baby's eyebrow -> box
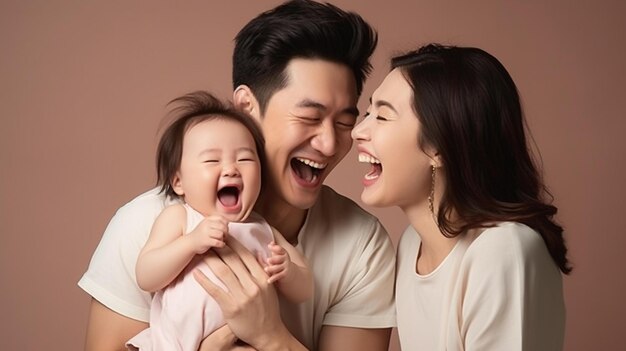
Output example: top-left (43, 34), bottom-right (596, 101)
top-left (199, 148), bottom-right (220, 154)
top-left (236, 147), bottom-right (257, 153)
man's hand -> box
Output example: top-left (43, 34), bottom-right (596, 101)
top-left (198, 324), bottom-right (255, 351)
top-left (193, 236), bottom-right (304, 350)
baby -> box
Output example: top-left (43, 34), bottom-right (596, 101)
top-left (127, 91), bottom-right (313, 350)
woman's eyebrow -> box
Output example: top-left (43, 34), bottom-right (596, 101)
top-left (370, 97), bottom-right (398, 113)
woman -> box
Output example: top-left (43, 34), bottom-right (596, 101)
top-left (352, 44), bottom-right (569, 350)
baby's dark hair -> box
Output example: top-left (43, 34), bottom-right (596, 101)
top-left (156, 91), bottom-right (266, 198)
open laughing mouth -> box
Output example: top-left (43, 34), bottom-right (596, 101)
top-left (290, 157), bottom-right (327, 187)
top-left (358, 153), bottom-right (382, 184)
top-left (217, 185), bottom-right (241, 211)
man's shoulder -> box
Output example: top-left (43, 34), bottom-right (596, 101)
top-left (317, 186), bottom-right (377, 220)
top-left (115, 187), bottom-right (177, 218)
top-left (310, 186), bottom-right (384, 236)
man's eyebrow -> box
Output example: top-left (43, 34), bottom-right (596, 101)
top-left (344, 106), bottom-right (359, 117)
top-left (297, 98), bottom-right (359, 117)
top-left (296, 99), bottom-right (326, 111)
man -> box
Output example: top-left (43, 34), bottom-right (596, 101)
top-left (79, 1), bottom-right (395, 350)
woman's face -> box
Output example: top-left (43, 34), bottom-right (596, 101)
top-left (351, 68), bottom-right (436, 210)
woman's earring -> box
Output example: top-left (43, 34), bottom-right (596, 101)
top-left (428, 165), bottom-right (437, 221)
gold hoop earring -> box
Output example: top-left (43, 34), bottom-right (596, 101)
top-left (428, 165), bottom-right (437, 222)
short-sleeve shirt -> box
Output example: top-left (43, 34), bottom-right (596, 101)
top-left (78, 186), bottom-right (396, 350)
top-left (278, 186), bottom-right (396, 349)
top-left (395, 222), bottom-right (565, 351)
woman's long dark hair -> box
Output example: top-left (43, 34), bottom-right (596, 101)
top-left (392, 44), bottom-right (571, 274)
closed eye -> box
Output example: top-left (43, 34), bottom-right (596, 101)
top-left (203, 160), bottom-right (219, 163)
top-left (336, 120), bottom-right (356, 130)
top-left (363, 111), bottom-right (388, 121)
top-left (297, 116), bottom-right (320, 124)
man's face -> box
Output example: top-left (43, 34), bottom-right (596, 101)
top-left (258, 58), bottom-right (358, 210)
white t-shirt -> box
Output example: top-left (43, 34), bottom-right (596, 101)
top-left (79, 186), bottom-right (396, 350)
top-left (396, 222), bottom-right (565, 351)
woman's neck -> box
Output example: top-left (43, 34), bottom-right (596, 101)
top-left (403, 203), bottom-right (460, 275)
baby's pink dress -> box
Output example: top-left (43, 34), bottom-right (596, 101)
top-left (127, 204), bottom-right (273, 350)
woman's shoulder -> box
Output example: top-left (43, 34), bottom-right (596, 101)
top-left (398, 225), bottom-right (420, 248)
top-left (463, 222), bottom-right (549, 269)
top-left (470, 222), bottom-right (543, 252)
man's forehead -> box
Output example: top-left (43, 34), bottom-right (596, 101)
top-left (285, 58), bottom-right (356, 88)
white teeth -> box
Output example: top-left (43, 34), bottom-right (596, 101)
top-left (365, 172), bottom-right (379, 180)
top-left (296, 157), bottom-right (327, 169)
top-left (358, 153), bottom-right (381, 164)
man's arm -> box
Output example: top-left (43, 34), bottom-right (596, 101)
top-left (84, 299), bottom-right (148, 351)
top-left (318, 326), bottom-right (391, 351)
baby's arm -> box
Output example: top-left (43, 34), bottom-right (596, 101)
top-left (264, 228), bottom-right (313, 303)
top-left (135, 204), bottom-right (227, 292)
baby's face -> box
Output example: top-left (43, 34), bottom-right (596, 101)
top-left (173, 118), bottom-right (261, 221)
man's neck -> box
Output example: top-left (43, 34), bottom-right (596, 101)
top-left (254, 192), bottom-right (308, 244)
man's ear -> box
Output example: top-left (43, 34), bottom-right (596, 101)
top-left (171, 173), bottom-right (184, 196)
top-left (233, 85), bottom-right (261, 121)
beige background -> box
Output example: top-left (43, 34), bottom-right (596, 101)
top-left (1, 1), bottom-right (624, 350)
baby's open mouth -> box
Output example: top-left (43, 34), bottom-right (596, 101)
top-left (217, 186), bottom-right (240, 207)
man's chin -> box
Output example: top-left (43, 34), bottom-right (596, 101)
top-left (265, 175), bottom-right (323, 210)
top-left (286, 186), bottom-right (322, 210)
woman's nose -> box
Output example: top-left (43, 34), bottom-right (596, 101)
top-left (351, 118), bottom-right (369, 142)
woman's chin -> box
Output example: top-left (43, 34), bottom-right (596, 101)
top-left (360, 189), bottom-right (384, 208)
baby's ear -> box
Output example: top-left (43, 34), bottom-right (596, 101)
top-left (233, 85), bottom-right (261, 121)
top-left (171, 173), bottom-right (184, 196)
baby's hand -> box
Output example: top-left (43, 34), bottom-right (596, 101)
top-left (264, 242), bottom-right (291, 284)
top-left (189, 215), bottom-right (228, 254)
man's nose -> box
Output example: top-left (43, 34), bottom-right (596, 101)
top-left (311, 121), bottom-right (337, 157)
